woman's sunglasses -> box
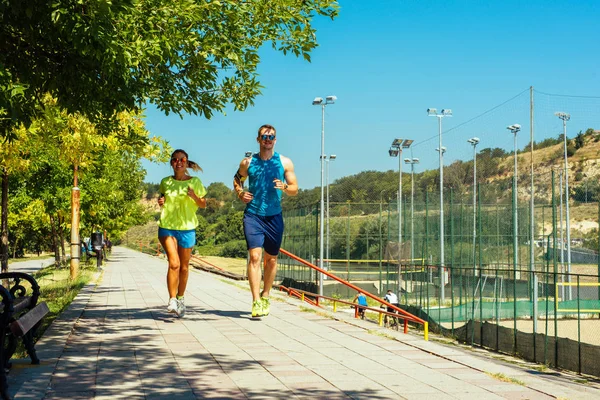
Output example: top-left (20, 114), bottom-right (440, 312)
top-left (171, 157), bottom-right (187, 164)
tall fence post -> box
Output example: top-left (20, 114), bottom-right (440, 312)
top-left (552, 169), bottom-right (559, 367)
top-left (379, 200), bottom-right (383, 295)
top-left (450, 188), bottom-right (455, 330)
top-left (346, 202), bottom-right (351, 282)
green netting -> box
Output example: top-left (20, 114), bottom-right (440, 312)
top-left (428, 300), bottom-right (600, 323)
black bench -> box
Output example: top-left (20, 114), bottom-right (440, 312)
top-left (0, 272), bottom-right (49, 400)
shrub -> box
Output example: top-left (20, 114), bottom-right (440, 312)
top-left (219, 240), bottom-right (247, 258)
top-left (195, 244), bottom-right (223, 256)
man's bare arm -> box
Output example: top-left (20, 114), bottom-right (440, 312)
top-left (281, 156), bottom-right (298, 196)
top-left (234, 158), bottom-right (253, 203)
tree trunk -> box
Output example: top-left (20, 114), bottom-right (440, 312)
top-left (50, 214), bottom-right (60, 265)
top-left (1, 168), bottom-right (9, 273)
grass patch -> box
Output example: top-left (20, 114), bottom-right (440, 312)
top-left (529, 365), bottom-right (549, 373)
top-left (196, 255), bottom-right (247, 276)
top-left (13, 265), bottom-right (97, 359)
top-left (485, 372), bottom-right (525, 386)
top-left (367, 329), bottom-right (395, 340)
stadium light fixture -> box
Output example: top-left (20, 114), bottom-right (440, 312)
top-left (313, 95), bottom-right (337, 297)
top-left (428, 107), bottom-right (452, 303)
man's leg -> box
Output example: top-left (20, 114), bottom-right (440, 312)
top-left (247, 247), bottom-right (263, 302)
top-left (261, 253), bottom-right (278, 298)
top-left (261, 213), bottom-right (283, 299)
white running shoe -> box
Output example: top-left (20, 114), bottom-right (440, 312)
top-left (176, 297), bottom-right (185, 317)
top-left (167, 298), bottom-right (178, 314)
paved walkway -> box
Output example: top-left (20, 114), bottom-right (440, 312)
top-left (8, 257), bottom-right (56, 274)
top-left (7, 247), bottom-right (600, 399)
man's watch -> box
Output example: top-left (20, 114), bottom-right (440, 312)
top-left (284, 183), bottom-right (289, 190)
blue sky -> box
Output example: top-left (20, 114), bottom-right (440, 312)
top-left (141, 1), bottom-right (600, 189)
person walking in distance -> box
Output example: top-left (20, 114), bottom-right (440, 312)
top-left (233, 124), bottom-right (298, 318)
top-left (383, 289), bottom-right (399, 312)
top-left (158, 149), bottom-right (207, 317)
top-left (353, 292), bottom-right (368, 319)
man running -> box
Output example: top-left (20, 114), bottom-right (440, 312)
top-left (233, 124), bottom-right (298, 318)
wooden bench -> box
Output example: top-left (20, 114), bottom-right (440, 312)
top-left (0, 272), bottom-right (49, 400)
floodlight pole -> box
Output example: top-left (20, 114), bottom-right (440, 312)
top-left (507, 124), bottom-right (521, 279)
top-left (313, 96), bottom-right (336, 297)
top-left (557, 112), bottom-right (572, 299)
top-left (428, 108), bottom-right (451, 304)
top-left (326, 155), bottom-right (336, 273)
top-left (405, 155), bottom-right (419, 276)
top-left (438, 116), bottom-right (444, 297)
top-left (468, 138), bottom-right (480, 275)
top-left (390, 139), bottom-right (412, 301)
top-left (398, 150), bottom-right (403, 297)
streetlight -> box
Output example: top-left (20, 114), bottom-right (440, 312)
top-left (313, 95), bottom-right (337, 296)
top-left (325, 154), bottom-right (337, 274)
top-left (389, 139), bottom-right (413, 301)
top-left (556, 111), bottom-right (572, 299)
top-left (428, 108), bottom-right (452, 304)
top-left (507, 124), bottom-right (521, 278)
top-left (467, 137), bottom-right (480, 274)
top-left (404, 157), bottom-right (420, 276)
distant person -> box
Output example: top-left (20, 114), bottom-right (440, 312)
top-left (233, 124), bottom-right (298, 318)
top-left (353, 292), bottom-right (368, 319)
top-left (80, 241), bottom-right (87, 261)
top-left (383, 289), bottom-right (399, 313)
top-left (158, 149), bottom-right (207, 317)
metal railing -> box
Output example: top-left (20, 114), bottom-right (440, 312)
top-left (279, 248), bottom-right (429, 340)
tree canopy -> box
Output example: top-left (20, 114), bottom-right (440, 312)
top-left (0, 0), bottom-right (339, 133)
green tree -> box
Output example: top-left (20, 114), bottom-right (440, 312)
top-left (1, 0), bottom-right (339, 130)
top-left (574, 131), bottom-right (585, 149)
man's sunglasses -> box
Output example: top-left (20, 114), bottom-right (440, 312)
top-left (260, 134), bottom-right (276, 141)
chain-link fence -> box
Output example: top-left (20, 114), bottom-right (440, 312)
top-left (276, 87), bottom-right (600, 376)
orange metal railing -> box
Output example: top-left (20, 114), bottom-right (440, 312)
top-left (279, 286), bottom-right (419, 334)
top-left (279, 248), bottom-right (429, 340)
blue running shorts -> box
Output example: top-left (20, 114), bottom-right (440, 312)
top-left (243, 212), bottom-right (284, 256)
top-left (158, 228), bottom-right (196, 249)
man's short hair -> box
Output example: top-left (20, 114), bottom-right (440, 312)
top-left (257, 124), bottom-right (276, 138)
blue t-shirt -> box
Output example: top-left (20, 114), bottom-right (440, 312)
top-left (357, 294), bottom-right (367, 306)
top-left (245, 152), bottom-right (285, 217)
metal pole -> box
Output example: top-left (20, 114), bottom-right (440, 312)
top-left (472, 143), bottom-right (477, 275)
top-left (530, 86), bottom-right (537, 334)
top-left (326, 158), bottom-right (331, 273)
top-left (559, 170), bottom-right (565, 301)
top-left (513, 131), bottom-right (519, 279)
top-left (439, 116), bottom-right (445, 303)
top-left (562, 117), bottom-right (572, 300)
top-left (398, 151), bottom-right (403, 300)
top-left (319, 104), bottom-right (325, 296)
top-left (411, 158), bottom-right (415, 271)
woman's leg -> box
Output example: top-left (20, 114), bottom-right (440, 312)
top-left (177, 246), bottom-right (193, 296)
top-left (159, 236), bottom-right (180, 298)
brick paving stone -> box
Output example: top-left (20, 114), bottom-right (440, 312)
top-left (5, 246), bottom-right (600, 400)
